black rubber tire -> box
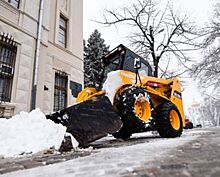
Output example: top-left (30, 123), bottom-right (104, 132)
top-left (112, 86), bottom-right (151, 140)
top-left (155, 102), bottom-right (183, 138)
top-left (112, 126), bottom-right (132, 140)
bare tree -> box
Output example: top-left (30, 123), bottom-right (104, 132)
top-left (100, 0), bottom-right (198, 77)
top-left (192, 2), bottom-right (220, 89)
top-left (189, 1), bottom-right (220, 127)
top-left (200, 96), bottom-right (220, 127)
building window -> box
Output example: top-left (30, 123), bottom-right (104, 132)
top-left (58, 15), bottom-right (67, 48)
top-left (0, 33), bottom-right (17, 102)
top-left (54, 71), bottom-right (68, 111)
top-left (8, 0), bottom-right (20, 8)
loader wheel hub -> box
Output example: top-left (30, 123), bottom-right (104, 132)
top-left (169, 110), bottom-right (180, 130)
top-left (134, 97), bottom-right (151, 122)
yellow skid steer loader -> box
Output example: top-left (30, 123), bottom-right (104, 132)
top-left (47, 44), bottom-right (185, 147)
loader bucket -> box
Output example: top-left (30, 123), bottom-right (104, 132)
top-left (46, 95), bottom-right (122, 147)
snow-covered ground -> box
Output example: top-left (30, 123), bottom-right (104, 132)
top-left (0, 130), bottom-right (204, 177)
top-left (0, 109), bottom-right (67, 158)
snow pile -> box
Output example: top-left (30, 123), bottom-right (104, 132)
top-left (0, 108), bottom-right (67, 157)
top-left (102, 70), bottom-right (122, 104)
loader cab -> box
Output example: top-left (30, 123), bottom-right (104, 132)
top-left (101, 44), bottom-right (152, 84)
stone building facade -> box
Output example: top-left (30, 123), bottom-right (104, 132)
top-left (0, 0), bottom-right (83, 117)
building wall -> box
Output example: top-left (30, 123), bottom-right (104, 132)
top-left (0, 0), bottom-right (83, 116)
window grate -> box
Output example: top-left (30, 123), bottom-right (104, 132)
top-left (53, 71), bottom-right (68, 112)
top-left (0, 33), bottom-right (17, 102)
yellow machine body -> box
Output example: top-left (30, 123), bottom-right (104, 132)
top-left (76, 87), bottom-right (105, 103)
top-left (77, 70), bottom-right (185, 128)
top-left (117, 71), bottom-right (185, 127)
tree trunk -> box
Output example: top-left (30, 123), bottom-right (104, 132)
top-left (154, 66), bottom-right (158, 77)
top-left (153, 59), bottom-right (159, 77)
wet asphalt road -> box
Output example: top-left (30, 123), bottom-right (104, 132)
top-left (0, 127), bottom-right (220, 177)
top-left (124, 127), bottom-right (220, 177)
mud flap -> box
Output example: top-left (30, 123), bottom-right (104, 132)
top-left (46, 95), bottom-right (122, 147)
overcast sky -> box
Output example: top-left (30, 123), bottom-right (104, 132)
top-left (83, 0), bottom-right (216, 110)
top-left (84, 0), bottom-right (215, 47)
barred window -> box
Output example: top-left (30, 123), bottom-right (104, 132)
top-left (0, 33), bottom-right (17, 102)
top-left (58, 15), bottom-right (67, 48)
top-left (53, 71), bottom-right (68, 111)
top-left (8, 0), bottom-right (20, 8)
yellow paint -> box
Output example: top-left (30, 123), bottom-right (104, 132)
top-left (76, 87), bottom-right (105, 103)
top-left (169, 110), bottom-right (181, 130)
top-left (134, 97), bottom-right (151, 122)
